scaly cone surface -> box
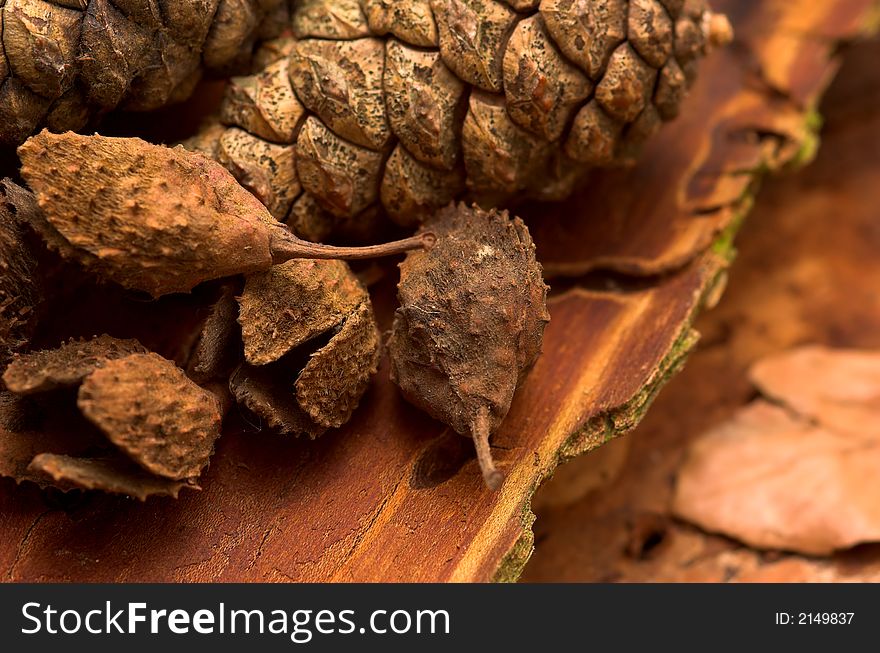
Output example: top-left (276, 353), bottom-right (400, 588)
top-left (191, 0), bottom-right (731, 230)
top-left (0, 0), bottom-right (294, 146)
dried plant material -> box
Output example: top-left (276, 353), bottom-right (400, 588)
top-left (229, 364), bottom-right (326, 438)
top-left (295, 117), bottom-right (385, 217)
top-left (432, 0), bottom-right (518, 93)
top-left (749, 346), bottom-right (880, 434)
top-left (216, 127), bottom-right (300, 220)
top-left (233, 259), bottom-right (380, 436)
top-left (180, 117), bottom-right (226, 158)
top-left (78, 352), bottom-right (223, 480)
top-left (238, 259), bottom-right (367, 366)
top-left (0, 0), bottom-right (291, 146)
top-left (673, 401), bottom-right (880, 556)
top-left (502, 16), bottom-right (593, 142)
top-left (197, 0), bottom-right (728, 225)
top-left (389, 204), bottom-right (549, 489)
top-left (285, 193), bottom-right (337, 243)
top-left (381, 145), bottom-right (465, 227)
top-left (187, 283), bottom-right (242, 385)
top-left (221, 58), bottom-right (305, 145)
top-left (3, 335), bottom-right (147, 395)
top-left (674, 347), bottom-right (880, 556)
top-left (363, 0), bottom-right (438, 47)
top-left (289, 38), bottom-right (390, 151)
top-left (0, 181), bottom-right (41, 367)
top-left (292, 0), bottom-right (369, 39)
top-left (0, 390), bottom-right (104, 488)
top-left (295, 302), bottom-right (380, 428)
top-left (595, 43), bottom-right (658, 123)
top-left (383, 40), bottom-right (465, 171)
top-left (18, 132), bottom-right (433, 296)
top-left (201, 0), bottom-right (260, 72)
top-left (462, 90), bottom-right (553, 196)
top-left (28, 454), bottom-right (197, 500)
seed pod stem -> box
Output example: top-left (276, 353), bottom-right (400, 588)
top-left (269, 230), bottom-right (436, 264)
top-left (472, 408), bottom-right (504, 491)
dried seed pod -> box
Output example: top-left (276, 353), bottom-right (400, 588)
top-left (28, 454), bottom-right (197, 500)
top-left (2, 335), bottom-right (147, 395)
top-left (198, 0), bottom-right (729, 225)
top-left (389, 203), bottom-right (549, 489)
top-left (221, 58), bottom-right (305, 144)
top-left (0, 0), bottom-right (293, 146)
top-left (0, 181), bottom-right (42, 367)
top-left (0, 390), bottom-right (105, 489)
top-left (232, 259), bottom-right (380, 436)
top-left (216, 127), bottom-right (300, 220)
top-left (77, 352), bottom-right (223, 480)
top-left (18, 131), bottom-right (434, 297)
top-left (186, 283), bottom-right (242, 385)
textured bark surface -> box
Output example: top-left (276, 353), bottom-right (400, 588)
top-left (0, 0), bottom-right (873, 582)
top-left (523, 35), bottom-right (880, 582)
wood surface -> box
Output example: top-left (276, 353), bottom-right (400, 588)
top-left (523, 37), bottom-right (880, 581)
top-left (1, 0), bottom-right (876, 582)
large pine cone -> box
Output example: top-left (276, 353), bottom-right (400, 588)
top-left (0, 0), bottom-right (293, 146)
top-left (194, 0), bottom-right (730, 229)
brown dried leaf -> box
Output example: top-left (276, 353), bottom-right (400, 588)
top-left (77, 353), bottom-right (223, 480)
top-left (3, 335), bottom-right (147, 396)
top-left (28, 454), bottom-right (197, 501)
top-left (750, 346), bottom-right (880, 434)
top-left (674, 346), bottom-right (880, 556)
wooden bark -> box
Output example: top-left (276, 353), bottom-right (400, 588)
top-left (1, 0), bottom-right (876, 582)
top-left (523, 36), bottom-right (880, 581)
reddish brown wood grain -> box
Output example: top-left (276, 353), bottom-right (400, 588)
top-left (1, 0), bottom-right (875, 582)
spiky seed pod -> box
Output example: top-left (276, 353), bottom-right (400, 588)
top-left (2, 335), bottom-right (147, 395)
top-left (0, 181), bottom-right (42, 368)
top-left (77, 352), bottom-right (223, 480)
top-left (0, 0), bottom-right (293, 147)
top-left (231, 259), bottom-right (380, 436)
top-left (201, 0), bottom-right (731, 227)
top-left (389, 203), bottom-right (549, 489)
top-left (17, 131), bottom-right (434, 297)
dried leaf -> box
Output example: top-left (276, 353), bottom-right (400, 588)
top-left (3, 335), bottom-right (147, 395)
top-left (750, 345), bottom-right (880, 433)
top-left (77, 353), bottom-right (223, 480)
top-left (674, 347), bottom-right (880, 555)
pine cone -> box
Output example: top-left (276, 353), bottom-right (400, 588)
top-left (0, 0), bottom-right (293, 147)
top-left (196, 0), bottom-right (731, 228)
